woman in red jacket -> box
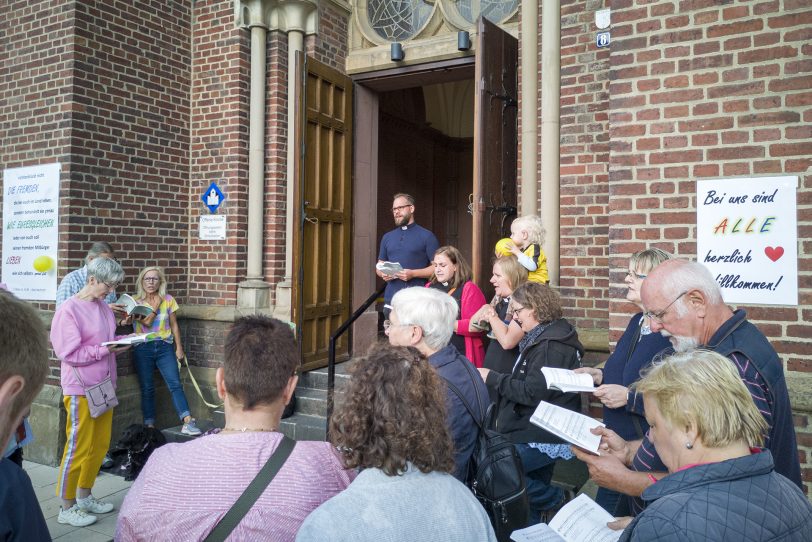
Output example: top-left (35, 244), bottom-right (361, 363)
top-left (426, 246), bottom-right (486, 367)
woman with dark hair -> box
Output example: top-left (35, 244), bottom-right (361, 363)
top-left (427, 246), bottom-right (487, 367)
top-left (297, 344), bottom-right (496, 542)
top-left (477, 282), bottom-right (584, 524)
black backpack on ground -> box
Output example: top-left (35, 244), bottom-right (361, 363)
top-left (444, 368), bottom-right (530, 542)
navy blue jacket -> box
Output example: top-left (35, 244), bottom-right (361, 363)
top-left (0, 459), bottom-right (50, 542)
top-left (602, 313), bottom-right (671, 442)
top-left (620, 451), bottom-right (812, 541)
top-left (429, 345), bottom-right (491, 482)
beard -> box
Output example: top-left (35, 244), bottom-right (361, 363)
top-left (660, 330), bottom-right (699, 352)
top-left (394, 212), bottom-right (412, 227)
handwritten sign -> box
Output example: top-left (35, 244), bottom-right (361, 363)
top-left (2, 163), bottom-right (61, 301)
top-left (697, 176), bottom-right (797, 305)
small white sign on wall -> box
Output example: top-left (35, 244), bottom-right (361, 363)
top-left (696, 176), bottom-right (798, 306)
top-left (199, 215), bottom-right (227, 241)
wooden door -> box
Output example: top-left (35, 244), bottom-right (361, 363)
top-left (292, 53), bottom-right (354, 371)
top-left (472, 17), bottom-right (518, 295)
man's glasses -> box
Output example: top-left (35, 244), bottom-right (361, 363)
top-left (644, 291), bottom-right (688, 323)
top-left (391, 204), bottom-right (413, 213)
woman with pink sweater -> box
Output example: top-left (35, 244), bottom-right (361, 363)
top-left (426, 246), bottom-right (487, 367)
top-left (50, 257), bottom-right (131, 528)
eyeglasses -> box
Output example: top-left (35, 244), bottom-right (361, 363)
top-left (103, 281), bottom-right (119, 290)
top-left (143, 277), bottom-right (160, 282)
top-left (644, 291), bottom-right (688, 323)
top-left (625, 270), bottom-right (647, 280)
top-left (383, 320), bottom-right (414, 333)
top-left (391, 204), bottom-right (413, 213)
top-left (511, 304), bottom-right (531, 317)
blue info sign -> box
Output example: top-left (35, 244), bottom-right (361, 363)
top-left (202, 182), bottom-right (225, 213)
top-left (597, 31), bottom-right (611, 48)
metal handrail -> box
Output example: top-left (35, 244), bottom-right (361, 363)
top-left (326, 284), bottom-right (386, 433)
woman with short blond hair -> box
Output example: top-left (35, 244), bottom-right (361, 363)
top-left (618, 350), bottom-right (812, 541)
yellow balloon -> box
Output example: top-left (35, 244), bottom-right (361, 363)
top-left (494, 238), bottom-right (514, 257)
top-left (33, 255), bottom-right (54, 273)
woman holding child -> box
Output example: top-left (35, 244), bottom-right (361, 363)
top-left (126, 266), bottom-right (200, 436)
top-left (426, 246), bottom-right (487, 367)
top-left (477, 282), bottom-right (584, 524)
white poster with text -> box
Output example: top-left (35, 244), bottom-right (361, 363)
top-left (697, 176), bottom-right (797, 306)
top-left (2, 163), bottom-right (61, 301)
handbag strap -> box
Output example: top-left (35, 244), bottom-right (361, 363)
top-left (203, 435), bottom-right (296, 542)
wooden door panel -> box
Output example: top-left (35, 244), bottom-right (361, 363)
top-left (472, 17), bottom-right (519, 296)
top-left (293, 55), bottom-right (353, 371)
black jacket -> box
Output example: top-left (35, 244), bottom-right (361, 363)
top-left (485, 318), bottom-right (584, 444)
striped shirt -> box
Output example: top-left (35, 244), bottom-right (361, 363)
top-left (55, 266), bottom-right (116, 307)
top-left (116, 432), bottom-right (355, 541)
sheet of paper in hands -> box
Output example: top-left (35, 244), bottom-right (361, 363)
top-left (529, 401), bottom-right (604, 455)
top-left (102, 334), bottom-right (152, 347)
top-left (541, 367), bottom-right (596, 393)
top-left (376, 261), bottom-right (404, 275)
top-left (510, 494), bottom-right (621, 542)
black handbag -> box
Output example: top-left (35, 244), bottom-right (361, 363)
top-left (444, 370), bottom-right (530, 542)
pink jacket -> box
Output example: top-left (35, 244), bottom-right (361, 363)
top-left (50, 297), bottom-right (120, 396)
top-left (426, 280), bottom-right (487, 367)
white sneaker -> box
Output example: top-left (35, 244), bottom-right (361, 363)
top-left (182, 419), bottom-right (202, 436)
top-left (77, 494), bottom-right (114, 514)
top-left (58, 505), bottom-right (97, 527)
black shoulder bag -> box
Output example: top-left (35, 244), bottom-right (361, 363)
top-left (443, 366), bottom-right (529, 542)
top-left (203, 435), bottom-right (296, 542)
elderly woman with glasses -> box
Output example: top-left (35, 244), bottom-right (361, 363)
top-left (477, 282), bottom-right (584, 523)
top-left (616, 350), bottom-right (812, 541)
top-left (50, 257), bottom-right (131, 528)
top-left (123, 266), bottom-right (200, 436)
top-left (574, 248), bottom-right (672, 515)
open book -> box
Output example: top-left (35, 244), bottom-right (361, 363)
top-left (376, 261), bottom-right (404, 275)
top-left (529, 401), bottom-right (604, 455)
top-left (510, 494), bottom-right (621, 542)
top-left (541, 367), bottom-right (596, 393)
top-left (115, 294), bottom-right (154, 318)
top-left (102, 333), bottom-right (153, 347)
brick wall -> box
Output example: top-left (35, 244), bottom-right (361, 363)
top-left (606, 0), bottom-right (811, 493)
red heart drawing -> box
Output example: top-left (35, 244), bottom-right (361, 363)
top-left (764, 246), bottom-right (784, 262)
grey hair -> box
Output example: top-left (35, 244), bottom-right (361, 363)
top-left (86, 257), bottom-right (124, 285)
top-left (85, 241), bottom-right (115, 265)
top-left (662, 260), bottom-right (723, 316)
top-left (391, 287), bottom-right (456, 350)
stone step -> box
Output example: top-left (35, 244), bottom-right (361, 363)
top-left (296, 361), bottom-right (355, 390)
top-left (279, 413), bottom-right (328, 441)
top-left (161, 419), bottom-right (218, 444)
top-left (292, 387), bottom-right (347, 417)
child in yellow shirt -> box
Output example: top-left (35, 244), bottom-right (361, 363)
top-left (497, 215), bottom-right (548, 283)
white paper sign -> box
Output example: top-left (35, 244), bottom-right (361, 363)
top-left (697, 176), bottom-right (797, 305)
top-left (199, 215), bottom-right (226, 240)
top-left (2, 164), bottom-right (60, 301)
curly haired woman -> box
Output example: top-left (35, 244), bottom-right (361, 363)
top-left (297, 344), bottom-right (496, 542)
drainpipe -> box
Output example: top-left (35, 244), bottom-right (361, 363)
top-left (540, 0), bottom-right (561, 286)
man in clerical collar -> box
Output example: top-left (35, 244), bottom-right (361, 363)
top-left (376, 193), bottom-right (439, 315)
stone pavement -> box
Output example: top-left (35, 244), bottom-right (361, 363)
top-left (24, 460), bottom-right (132, 542)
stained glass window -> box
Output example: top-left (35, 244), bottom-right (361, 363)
top-left (456, 0), bottom-right (518, 24)
top-left (368, 0), bottom-right (434, 41)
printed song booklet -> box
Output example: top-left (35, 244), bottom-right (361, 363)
top-left (541, 367), bottom-right (596, 393)
top-left (510, 494), bottom-right (622, 542)
top-left (115, 294), bottom-right (154, 318)
top-left (529, 401), bottom-right (604, 455)
top-left (102, 334), bottom-right (153, 347)
top-left (376, 261), bottom-right (404, 275)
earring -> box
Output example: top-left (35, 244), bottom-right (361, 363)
top-left (685, 442), bottom-right (693, 449)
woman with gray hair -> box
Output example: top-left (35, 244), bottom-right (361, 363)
top-left (575, 247), bottom-right (672, 514)
top-left (386, 286), bottom-right (490, 482)
top-left (50, 257), bottom-right (132, 528)
top-left (617, 350), bottom-right (812, 541)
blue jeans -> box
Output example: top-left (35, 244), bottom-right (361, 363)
top-left (133, 340), bottom-right (190, 426)
top-left (515, 443), bottom-right (564, 523)
top-left (596, 487), bottom-right (623, 515)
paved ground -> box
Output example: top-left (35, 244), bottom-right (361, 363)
top-left (24, 460), bottom-right (132, 542)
